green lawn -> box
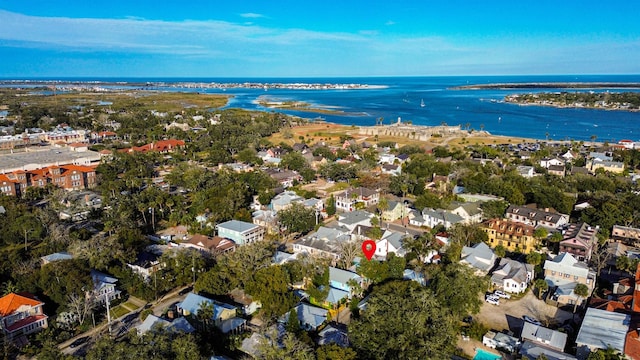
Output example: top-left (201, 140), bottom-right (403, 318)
top-left (109, 300), bottom-right (141, 319)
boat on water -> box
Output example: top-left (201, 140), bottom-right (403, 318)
top-left (420, 99), bottom-right (425, 108)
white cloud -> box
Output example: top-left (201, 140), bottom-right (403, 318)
top-left (239, 13), bottom-right (265, 19)
top-left (385, 20), bottom-right (395, 26)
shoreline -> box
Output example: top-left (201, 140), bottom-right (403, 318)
top-left (452, 82), bottom-right (640, 90)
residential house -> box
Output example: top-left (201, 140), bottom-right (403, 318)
top-left (216, 220), bottom-right (265, 246)
top-left (482, 219), bottom-right (538, 254)
top-left (252, 209), bottom-right (278, 234)
top-left (483, 330), bottom-right (520, 354)
top-left (576, 308), bottom-right (630, 359)
top-left (612, 225), bottom-right (640, 246)
top-left (264, 168), bottom-right (299, 187)
top-left (177, 292), bottom-right (242, 331)
top-left (336, 210), bottom-right (374, 231)
top-left (282, 303), bottom-right (328, 332)
top-left (293, 226), bottom-right (351, 264)
top-left (40, 252), bottom-right (73, 265)
top-left (517, 165), bottom-right (536, 178)
top-left (90, 270), bottom-right (121, 304)
top-left (447, 201), bottom-right (483, 224)
top-left (0, 292), bottom-right (48, 341)
top-left (270, 191), bottom-right (304, 212)
top-left (519, 340), bottom-right (577, 360)
top-left (126, 250), bottom-right (162, 281)
top-left (403, 269), bottom-right (427, 286)
top-left (329, 267), bottom-right (362, 296)
top-left (374, 230), bottom-right (408, 259)
top-left (136, 314), bottom-right (195, 335)
top-left (491, 258), bottom-right (534, 294)
top-left (540, 157), bottom-right (565, 169)
top-left (543, 252), bottom-right (596, 307)
top-left (587, 159), bottom-right (625, 174)
top-left (548, 165), bottom-right (566, 177)
top-left (460, 242), bottom-right (496, 275)
top-left (571, 166), bottom-right (590, 175)
top-left (317, 323), bottom-right (349, 347)
top-left (562, 150), bottom-right (579, 161)
top-left (380, 163), bottom-right (401, 176)
top-left (505, 205), bottom-right (569, 230)
top-left (381, 200), bottom-right (409, 222)
top-left (334, 187), bottom-right (380, 212)
top-left (521, 322), bottom-right (567, 352)
top-left (228, 289), bottom-right (261, 316)
top-left (416, 208), bottom-right (465, 229)
top-left (560, 223), bottom-right (598, 261)
top-left (182, 234), bottom-right (236, 256)
top-left (589, 152), bottom-right (613, 162)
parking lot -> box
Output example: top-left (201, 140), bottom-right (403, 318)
top-left (475, 289), bottom-right (575, 335)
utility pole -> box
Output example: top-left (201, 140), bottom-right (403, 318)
top-left (105, 292), bottom-right (112, 336)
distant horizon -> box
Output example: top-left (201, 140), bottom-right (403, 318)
top-left (2, 74), bottom-right (640, 81)
top-left (1, 2), bottom-right (639, 78)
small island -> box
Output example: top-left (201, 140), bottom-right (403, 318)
top-left (504, 91), bottom-right (640, 111)
top-left (256, 97), bottom-right (367, 116)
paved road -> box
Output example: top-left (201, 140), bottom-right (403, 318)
top-left (59, 285), bottom-right (192, 354)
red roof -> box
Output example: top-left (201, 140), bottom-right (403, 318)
top-left (5, 314), bottom-right (47, 332)
top-left (626, 329), bottom-right (640, 360)
top-left (0, 174), bottom-right (18, 183)
top-left (0, 293), bottom-right (43, 317)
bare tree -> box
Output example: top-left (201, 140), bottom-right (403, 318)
top-left (67, 292), bottom-right (97, 326)
top-left (591, 239), bottom-right (614, 276)
top-left (338, 240), bottom-right (361, 269)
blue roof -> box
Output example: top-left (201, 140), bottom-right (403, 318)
top-left (282, 303), bottom-right (328, 330)
top-left (178, 292), bottom-right (236, 320)
top-left (325, 287), bottom-right (350, 304)
top-left (41, 252), bottom-right (73, 263)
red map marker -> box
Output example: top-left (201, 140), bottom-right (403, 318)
top-left (362, 239), bottom-right (376, 261)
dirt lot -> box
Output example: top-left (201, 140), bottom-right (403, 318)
top-left (476, 290), bottom-right (575, 335)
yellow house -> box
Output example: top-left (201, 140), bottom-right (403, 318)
top-left (482, 219), bottom-right (538, 254)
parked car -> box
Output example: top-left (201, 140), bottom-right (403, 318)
top-left (69, 336), bottom-right (90, 348)
top-left (523, 315), bottom-right (542, 326)
top-left (485, 295), bottom-right (500, 305)
top-left (494, 290), bottom-right (511, 299)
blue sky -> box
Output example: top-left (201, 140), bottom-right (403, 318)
top-left (0, 1), bottom-right (638, 78)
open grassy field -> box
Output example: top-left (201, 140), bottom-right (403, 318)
top-left (1, 89), bottom-right (229, 113)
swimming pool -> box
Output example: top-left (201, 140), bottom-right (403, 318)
top-left (473, 348), bottom-right (502, 360)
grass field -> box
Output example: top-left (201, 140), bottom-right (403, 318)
top-left (109, 300), bottom-right (141, 319)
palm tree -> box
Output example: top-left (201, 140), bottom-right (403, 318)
top-left (573, 283), bottom-right (590, 313)
top-left (197, 301), bottom-right (215, 330)
top-left (377, 197), bottom-right (389, 224)
top-left (534, 279), bottom-right (548, 300)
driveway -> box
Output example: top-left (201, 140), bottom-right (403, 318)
top-left (475, 290), bottom-right (575, 336)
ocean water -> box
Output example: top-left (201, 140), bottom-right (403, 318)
top-left (5, 75), bottom-right (640, 142)
top-left (187, 75), bottom-right (640, 142)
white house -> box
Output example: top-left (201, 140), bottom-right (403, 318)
top-left (490, 258), bottom-right (534, 294)
top-left (374, 230), bottom-right (408, 259)
top-left (216, 220), bottom-right (265, 246)
top-left (90, 270), bottom-right (121, 304)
